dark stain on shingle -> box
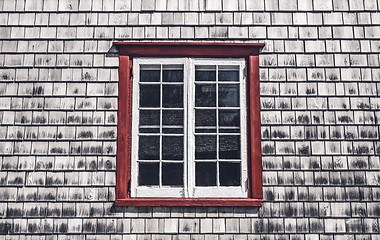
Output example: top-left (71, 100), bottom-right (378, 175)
top-left (79, 131), bottom-right (93, 138)
top-left (58, 223), bottom-right (68, 233)
top-left (297, 115), bottom-right (310, 124)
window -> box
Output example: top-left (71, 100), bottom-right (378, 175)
top-left (115, 42), bottom-right (264, 206)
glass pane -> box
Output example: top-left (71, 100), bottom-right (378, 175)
top-left (138, 162), bottom-right (159, 186)
top-left (219, 129), bottom-right (240, 133)
top-left (162, 163), bottom-right (183, 186)
top-left (162, 128), bottom-right (183, 134)
top-left (195, 128), bottom-right (216, 133)
top-left (195, 66), bottom-right (216, 81)
top-left (162, 110), bottom-right (183, 126)
top-left (219, 135), bottom-right (240, 159)
top-left (195, 109), bottom-right (216, 127)
top-left (139, 136), bottom-right (160, 160)
top-left (140, 85), bottom-right (160, 108)
top-left (162, 85), bottom-right (183, 108)
top-left (195, 135), bottom-right (217, 159)
top-left (162, 136), bottom-right (183, 160)
top-left (218, 84), bottom-right (239, 107)
top-left (196, 162), bottom-right (216, 186)
top-left (163, 65), bottom-right (183, 82)
top-left (195, 84), bottom-right (216, 107)
top-left (139, 128), bottom-right (160, 133)
top-left (218, 66), bottom-right (239, 82)
top-left (219, 162), bottom-right (241, 186)
top-left (140, 65), bottom-right (160, 82)
top-left (219, 109), bottom-right (240, 127)
top-left (140, 110), bottom-right (160, 126)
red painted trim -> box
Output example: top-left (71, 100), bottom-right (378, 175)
top-left (116, 42), bottom-right (264, 206)
top-left (116, 55), bottom-right (132, 200)
top-left (115, 198), bottom-right (262, 207)
top-left (114, 42), bottom-right (264, 58)
top-left (248, 55), bottom-right (263, 200)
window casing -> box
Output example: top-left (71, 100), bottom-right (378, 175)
top-left (115, 42), bottom-right (264, 206)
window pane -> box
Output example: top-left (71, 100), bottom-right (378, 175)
top-left (195, 135), bottom-right (217, 159)
top-left (162, 85), bottom-right (183, 108)
top-left (218, 84), bottom-right (239, 107)
top-left (219, 109), bottom-right (240, 127)
top-left (139, 136), bottom-right (160, 160)
top-left (139, 162), bottom-right (159, 186)
top-left (140, 65), bottom-right (160, 82)
top-left (195, 109), bottom-right (216, 126)
top-left (162, 110), bottom-right (183, 126)
top-left (140, 85), bottom-right (160, 108)
top-left (196, 162), bottom-right (216, 186)
top-left (219, 162), bottom-right (241, 186)
top-left (139, 128), bottom-right (160, 133)
top-left (219, 135), bottom-right (240, 159)
top-left (162, 128), bottom-right (183, 134)
top-left (162, 136), bottom-right (183, 160)
top-left (195, 84), bottom-right (216, 107)
top-left (218, 66), bottom-right (239, 82)
top-left (162, 163), bottom-right (184, 186)
top-left (140, 110), bottom-right (160, 126)
top-left (163, 65), bottom-right (183, 82)
top-left (195, 66), bottom-right (216, 81)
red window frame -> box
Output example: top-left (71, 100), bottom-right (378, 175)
top-left (114, 42), bottom-right (264, 206)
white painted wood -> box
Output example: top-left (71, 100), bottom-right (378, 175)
top-left (190, 58), bottom-right (247, 198)
top-left (132, 58), bottom-right (187, 198)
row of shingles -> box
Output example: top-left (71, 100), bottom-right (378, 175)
top-left (1, 12), bottom-right (380, 41)
top-left (0, 0), bottom-right (379, 12)
top-left (1, 11), bottom-right (380, 26)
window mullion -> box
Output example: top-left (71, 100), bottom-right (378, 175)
top-left (159, 64), bottom-right (163, 189)
top-left (187, 58), bottom-right (194, 198)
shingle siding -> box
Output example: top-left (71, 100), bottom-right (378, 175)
top-left (0, 0), bottom-right (380, 238)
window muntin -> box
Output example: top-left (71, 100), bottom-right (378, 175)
top-left (131, 58), bottom-right (247, 198)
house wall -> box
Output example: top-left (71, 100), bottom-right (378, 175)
top-left (0, 0), bottom-right (380, 239)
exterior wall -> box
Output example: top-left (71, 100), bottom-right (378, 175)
top-left (0, 0), bottom-right (380, 239)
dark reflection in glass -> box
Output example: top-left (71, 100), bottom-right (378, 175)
top-left (195, 84), bottom-right (216, 107)
top-left (162, 163), bottom-right (183, 186)
top-left (138, 162), bottom-right (159, 186)
top-left (162, 85), bottom-right (183, 108)
top-left (219, 162), bottom-right (241, 186)
top-left (196, 162), bottom-right (216, 186)
top-left (195, 109), bottom-right (216, 126)
top-left (218, 70), bottom-right (239, 82)
top-left (219, 109), bottom-right (240, 127)
top-left (163, 70), bottom-right (183, 82)
top-left (162, 136), bottom-right (183, 160)
top-left (162, 128), bottom-right (183, 134)
top-left (219, 129), bottom-right (240, 133)
top-left (195, 66), bottom-right (216, 81)
top-left (140, 110), bottom-right (160, 126)
top-left (140, 69), bottom-right (160, 82)
top-left (195, 128), bottom-right (216, 133)
top-left (139, 128), bottom-right (160, 133)
top-left (162, 110), bottom-right (183, 126)
top-left (140, 85), bottom-right (160, 107)
top-left (195, 135), bottom-right (217, 159)
top-left (218, 84), bottom-right (239, 107)
top-left (139, 136), bottom-right (160, 160)
top-left (219, 135), bottom-right (240, 159)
